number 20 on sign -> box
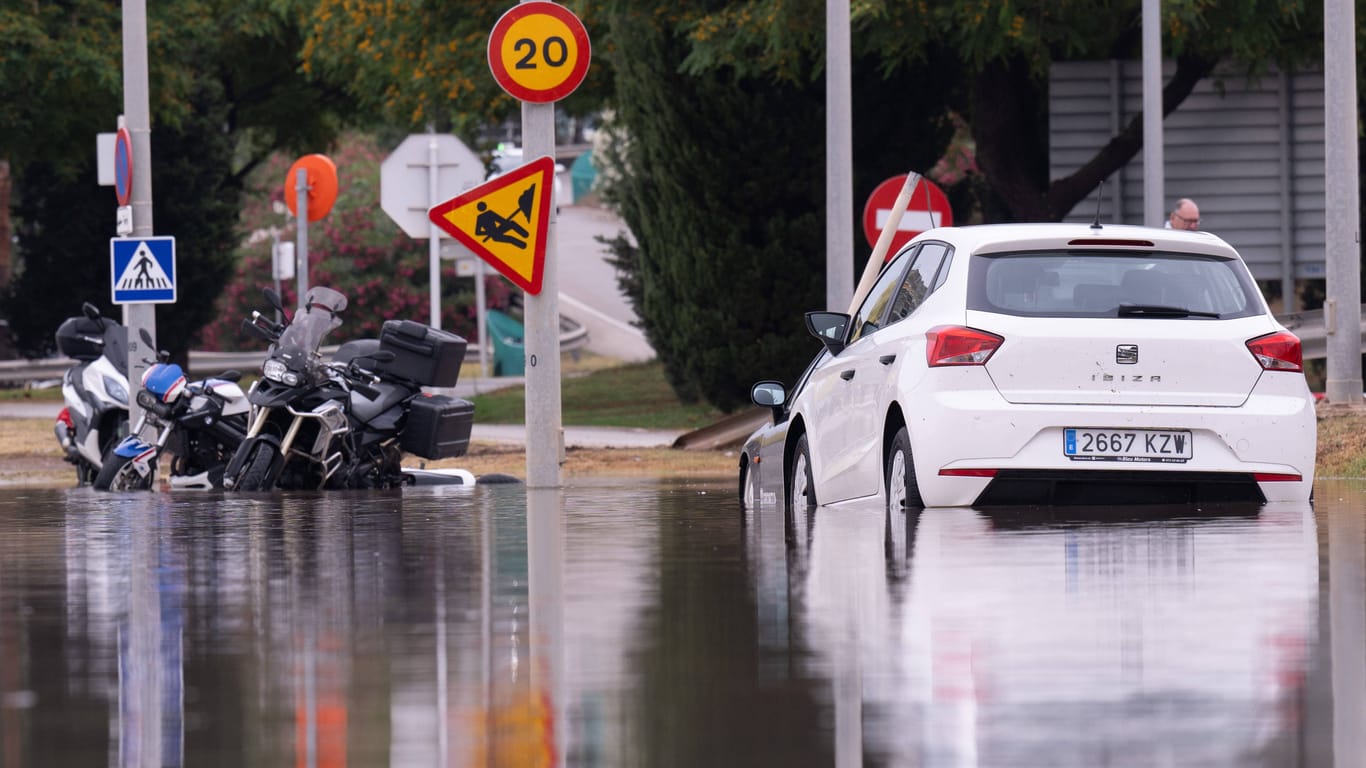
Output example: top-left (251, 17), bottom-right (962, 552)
top-left (488, 1), bottom-right (591, 103)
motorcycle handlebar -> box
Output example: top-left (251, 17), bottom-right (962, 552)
top-left (241, 311), bottom-right (283, 343)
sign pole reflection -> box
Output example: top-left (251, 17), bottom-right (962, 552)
top-left (527, 488), bottom-right (564, 767)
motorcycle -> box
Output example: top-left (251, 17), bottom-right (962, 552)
top-left (222, 287), bottom-right (475, 491)
top-left (94, 329), bottom-right (251, 491)
top-left (53, 302), bottom-right (130, 485)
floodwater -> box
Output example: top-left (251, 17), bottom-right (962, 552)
top-left (0, 478), bottom-right (1363, 767)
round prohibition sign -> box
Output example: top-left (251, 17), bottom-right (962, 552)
top-left (488, 1), bottom-right (591, 103)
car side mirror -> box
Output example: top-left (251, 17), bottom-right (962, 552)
top-left (805, 311), bottom-right (850, 355)
top-left (751, 380), bottom-right (787, 423)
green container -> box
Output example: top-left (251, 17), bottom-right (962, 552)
top-left (485, 309), bottom-right (525, 377)
top-left (570, 151), bottom-right (597, 202)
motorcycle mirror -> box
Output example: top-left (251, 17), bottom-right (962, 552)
top-left (216, 370), bottom-right (243, 383)
top-left (263, 287), bottom-right (284, 312)
top-left (81, 302), bottom-right (102, 321)
top-left (138, 327), bottom-right (154, 347)
top-left (262, 287), bottom-right (291, 325)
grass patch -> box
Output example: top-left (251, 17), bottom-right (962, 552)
top-left (0, 385), bottom-right (62, 401)
top-left (470, 360), bottom-right (725, 430)
top-left (1315, 408), bottom-right (1366, 476)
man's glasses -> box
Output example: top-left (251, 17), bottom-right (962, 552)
top-left (1172, 212), bottom-right (1200, 227)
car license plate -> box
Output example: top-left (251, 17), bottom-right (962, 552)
top-left (1063, 428), bottom-right (1193, 463)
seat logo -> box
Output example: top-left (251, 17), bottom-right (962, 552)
top-left (1116, 344), bottom-right (1139, 364)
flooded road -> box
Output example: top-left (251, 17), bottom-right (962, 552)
top-left (0, 479), bottom-right (1362, 766)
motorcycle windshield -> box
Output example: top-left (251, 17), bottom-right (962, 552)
top-left (102, 322), bottom-right (129, 377)
top-left (276, 287), bottom-right (347, 356)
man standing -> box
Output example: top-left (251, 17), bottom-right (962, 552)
top-left (1166, 198), bottom-right (1201, 230)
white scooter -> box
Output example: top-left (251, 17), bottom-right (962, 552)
top-left (53, 303), bottom-right (130, 485)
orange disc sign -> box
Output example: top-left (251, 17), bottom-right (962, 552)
top-left (284, 154), bottom-right (339, 222)
top-left (488, 2), bottom-right (591, 103)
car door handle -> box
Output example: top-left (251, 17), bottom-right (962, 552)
top-left (879, 354), bottom-right (897, 365)
top-left (840, 370), bottom-right (855, 381)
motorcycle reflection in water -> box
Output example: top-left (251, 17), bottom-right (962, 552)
top-left (222, 286), bottom-right (475, 491)
top-left (779, 501), bottom-right (1320, 766)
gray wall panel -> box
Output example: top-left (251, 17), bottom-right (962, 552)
top-left (1050, 60), bottom-right (1326, 286)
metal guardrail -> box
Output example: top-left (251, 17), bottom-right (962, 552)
top-left (0, 315), bottom-right (586, 385)
top-left (1272, 304), bottom-right (1366, 363)
top-left (4, 304), bottom-right (1363, 386)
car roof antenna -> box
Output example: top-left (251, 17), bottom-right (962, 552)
top-left (1090, 178), bottom-right (1105, 230)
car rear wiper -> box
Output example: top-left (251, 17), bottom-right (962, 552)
top-left (1117, 304), bottom-right (1222, 319)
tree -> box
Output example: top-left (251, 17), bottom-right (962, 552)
top-left (198, 133), bottom-right (513, 352)
top-left (299, 0), bottom-right (611, 140)
top-left (679, 0), bottom-right (1326, 221)
top-left (598, 5), bottom-right (828, 412)
top-left (4, 80), bottom-right (239, 361)
top-left (0, 0), bottom-right (357, 361)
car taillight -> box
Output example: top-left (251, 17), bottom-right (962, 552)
top-left (1253, 472), bottom-right (1302, 482)
top-left (926, 326), bottom-right (1004, 367)
top-left (1246, 331), bottom-right (1302, 373)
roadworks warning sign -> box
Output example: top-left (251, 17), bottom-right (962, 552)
top-left (427, 157), bottom-right (553, 294)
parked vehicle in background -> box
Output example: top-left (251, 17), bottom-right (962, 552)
top-left (223, 287), bottom-right (475, 491)
top-left (94, 329), bottom-right (250, 491)
top-left (489, 144), bottom-right (565, 211)
top-left (741, 223), bottom-right (1317, 510)
top-left (53, 303), bottom-right (129, 485)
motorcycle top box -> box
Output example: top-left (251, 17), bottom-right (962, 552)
top-left (56, 315), bottom-right (122, 361)
top-left (378, 320), bottom-right (466, 387)
top-left (400, 393), bottom-right (474, 460)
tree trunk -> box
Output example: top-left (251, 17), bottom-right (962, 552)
top-left (972, 54), bottom-right (1219, 223)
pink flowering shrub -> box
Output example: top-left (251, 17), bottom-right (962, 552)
top-left (198, 133), bottom-right (512, 351)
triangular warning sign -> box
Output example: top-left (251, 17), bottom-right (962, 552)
top-left (427, 156), bottom-right (554, 294)
top-left (115, 241), bottom-right (173, 292)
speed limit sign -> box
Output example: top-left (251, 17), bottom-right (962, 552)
top-left (487, 2), bottom-right (591, 103)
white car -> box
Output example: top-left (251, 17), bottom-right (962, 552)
top-left (488, 145), bottom-right (565, 212)
top-left (741, 223), bottom-right (1317, 509)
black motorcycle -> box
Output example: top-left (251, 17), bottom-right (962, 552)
top-left (222, 287), bottom-right (474, 491)
top-left (94, 329), bottom-right (251, 491)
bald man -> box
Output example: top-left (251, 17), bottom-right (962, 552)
top-left (1166, 198), bottom-right (1200, 231)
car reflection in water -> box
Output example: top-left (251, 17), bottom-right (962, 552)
top-left (771, 499), bottom-right (1318, 766)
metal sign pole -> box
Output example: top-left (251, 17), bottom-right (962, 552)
top-left (121, 0), bottom-right (155, 432)
top-left (296, 168), bottom-right (309, 305)
top-left (476, 261), bottom-right (489, 380)
top-left (428, 138), bottom-right (443, 329)
top-left (523, 99), bottom-right (563, 488)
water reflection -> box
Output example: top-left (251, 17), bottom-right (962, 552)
top-left (790, 501), bottom-right (1323, 766)
top-left (0, 481), bottom-right (1362, 766)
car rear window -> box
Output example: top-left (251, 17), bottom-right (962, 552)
top-left (966, 250), bottom-right (1263, 319)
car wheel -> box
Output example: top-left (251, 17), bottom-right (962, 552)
top-left (790, 434), bottom-right (816, 511)
top-left (886, 426), bottom-right (923, 511)
top-left (739, 460), bottom-right (757, 509)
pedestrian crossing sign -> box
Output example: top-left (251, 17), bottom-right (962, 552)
top-left (427, 156), bottom-right (553, 294)
top-left (110, 236), bottom-right (176, 304)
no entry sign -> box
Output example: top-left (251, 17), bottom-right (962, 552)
top-left (862, 174), bottom-right (953, 255)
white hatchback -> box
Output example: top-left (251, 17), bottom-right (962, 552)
top-left (743, 223), bottom-right (1317, 509)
